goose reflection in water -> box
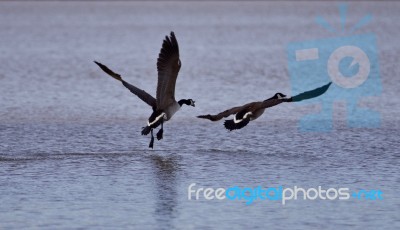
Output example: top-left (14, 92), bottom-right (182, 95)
top-left (150, 155), bottom-right (181, 228)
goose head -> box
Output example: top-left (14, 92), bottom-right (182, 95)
top-left (274, 93), bottom-right (287, 99)
top-left (189, 99), bottom-right (195, 107)
top-left (178, 99), bottom-right (195, 107)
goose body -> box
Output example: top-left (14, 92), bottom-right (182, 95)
top-left (232, 92), bottom-right (287, 123)
top-left (154, 100), bottom-right (182, 122)
top-left (165, 101), bottom-right (181, 119)
top-left (95, 32), bottom-right (195, 148)
top-left (198, 82), bottom-right (332, 131)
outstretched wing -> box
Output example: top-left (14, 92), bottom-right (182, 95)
top-left (197, 102), bottom-right (257, 121)
top-left (94, 61), bottom-right (122, 81)
top-left (156, 31), bottom-right (181, 110)
top-left (290, 82), bottom-right (332, 102)
top-left (94, 61), bottom-right (157, 108)
top-left (120, 80), bottom-right (157, 109)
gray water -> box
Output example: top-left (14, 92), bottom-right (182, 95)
top-left (1, 1), bottom-right (399, 229)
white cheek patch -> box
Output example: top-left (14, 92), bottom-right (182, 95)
top-left (148, 112), bottom-right (166, 126)
top-left (234, 112), bottom-right (252, 124)
top-left (277, 94), bottom-right (287, 100)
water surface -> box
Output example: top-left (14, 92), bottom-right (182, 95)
top-left (0, 1), bottom-right (399, 229)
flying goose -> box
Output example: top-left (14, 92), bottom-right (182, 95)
top-left (95, 32), bottom-right (195, 148)
top-left (197, 82), bottom-right (332, 131)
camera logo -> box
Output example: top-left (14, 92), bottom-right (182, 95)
top-left (287, 4), bottom-right (381, 131)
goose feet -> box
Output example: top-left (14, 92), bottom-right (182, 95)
top-left (149, 129), bottom-right (154, 149)
top-left (157, 120), bottom-right (164, 140)
top-left (156, 128), bottom-right (163, 140)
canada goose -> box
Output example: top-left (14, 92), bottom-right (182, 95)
top-left (198, 82), bottom-right (332, 131)
top-left (94, 32), bottom-right (195, 148)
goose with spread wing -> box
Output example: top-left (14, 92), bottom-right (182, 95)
top-left (197, 82), bottom-right (331, 131)
top-left (95, 32), bottom-right (195, 148)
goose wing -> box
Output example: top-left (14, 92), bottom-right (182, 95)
top-left (94, 61), bottom-right (122, 81)
top-left (197, 102), bottom-right (257, 121)
top-left (94, 61), bottom-right (157, 108)
top-left (156, 32), bottom-right (181, 110)
top-left (290, 82), bottom-right (332, 102)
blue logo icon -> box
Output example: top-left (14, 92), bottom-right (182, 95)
top-left (287, 4), bottom-right (381, 131)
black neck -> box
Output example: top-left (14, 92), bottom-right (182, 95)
top-left (264, 95), bottom-right (275, 101)
top-left (178, 99), bottom-right (191, 106)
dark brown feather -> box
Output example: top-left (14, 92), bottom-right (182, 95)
top-left (156, 32), bottom-right (181, 110)
top-left (94, 61), bottom-right (156, 108)
top-left (94, 61), bottom-right (122, 81)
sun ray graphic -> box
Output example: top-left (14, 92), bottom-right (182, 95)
top-left (315, 3), bottom-right (372, 35)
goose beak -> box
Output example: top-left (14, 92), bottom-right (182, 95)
top-left (191, 101), bottom-right (196, 107)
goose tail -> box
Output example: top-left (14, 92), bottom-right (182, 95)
top-left (224, 118), bottom-right (250, 131)
top-left (224, 120), bottom-right (237, 131)
top-left (235, 118), bottom-right (250, 130)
